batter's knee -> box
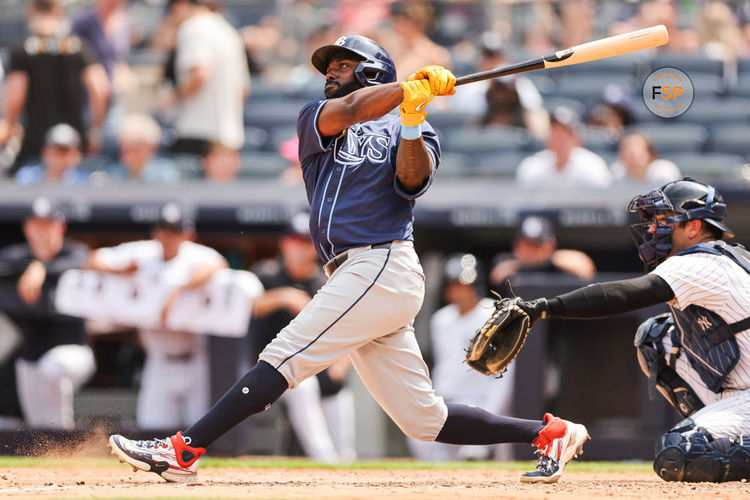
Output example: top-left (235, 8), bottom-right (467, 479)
top-left (653, 421), bottom-right (750, 482)
top-left (392, 400), bottom-right (449, 442)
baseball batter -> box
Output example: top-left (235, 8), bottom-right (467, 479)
top-left (109, 35), bottom-right (587, 484)
top-left (504, 178), bottom-right (750, 482)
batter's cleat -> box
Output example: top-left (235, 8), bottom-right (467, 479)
top-left (109, 431), bottom-right (205, 483)
top-left (520, 413), bottom-right (590, 484)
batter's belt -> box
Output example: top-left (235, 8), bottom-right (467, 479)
top-left (324, 241), bottom-right (394, 277)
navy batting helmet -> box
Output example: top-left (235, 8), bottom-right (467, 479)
top-left (311, 35), bottom-right (397, 87)
top-left (627, 177), bottom-right (734, 268)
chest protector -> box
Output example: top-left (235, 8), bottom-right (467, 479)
top-left (670, 241), bottom-right (750, 393)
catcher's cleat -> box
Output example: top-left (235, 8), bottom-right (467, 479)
top-left (520, 413), bottom-right (589, 484)
top-left (109, 431), bottom-right (205, 483)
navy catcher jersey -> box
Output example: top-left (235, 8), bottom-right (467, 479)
top-left (297, 99), bottom-right (441, 262)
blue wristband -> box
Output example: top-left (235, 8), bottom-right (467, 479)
top-left (401, 124), bottom-right (422, 140)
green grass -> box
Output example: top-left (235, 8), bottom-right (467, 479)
top-left (0, 455), bottom-right (653, 473)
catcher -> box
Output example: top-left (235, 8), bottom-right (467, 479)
top-left (469, 177), bottom-right (750, 483)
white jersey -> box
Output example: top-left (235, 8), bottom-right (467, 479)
top-left (515, 147), bottom-right (613, 188)
top-left (175, 12), bottom-right (250, 149)
top-left (430, 297), bottom-right (515, 405)
top-left (652, 248), bottom-right (750, 390)
top-left (95, 240), bottom-right (226, 358)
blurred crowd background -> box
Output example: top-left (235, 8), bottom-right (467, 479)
top-left (0, 0), bottom-right (749, 184)
top-left (1, 0), bottom-right (750, 461)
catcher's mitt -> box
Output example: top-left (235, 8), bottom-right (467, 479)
top-left (466, 297), bottom-right (531, 376)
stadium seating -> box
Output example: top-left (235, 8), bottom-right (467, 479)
top-left (727, 74), bottom-right (750, 99)
top-left (737, 58), bottom-right (750, 75)
top-left (242, 126), bottom-right (270, 152)
top-left (580, 127), bottom-right (618, 153)
top-left (569, 55), bottom-right (644, 77)
top-left (663, 152), bottom-right (746, 183)
top-left (685, 73), bottom-right (725, 97)
top-left (676, 98), bottom-right (750, 127)
top-left (427, 109), bottom-right (483, 131)
top-left (542, 96), bottom-right (587, 118)
top-left (239, 152), bottom-right (288, 178)
top-left (707, 124), bottom-right (750, 156)
top-left (650, 52), bottom-right (724, 77)
top-left (244, 100), bottom-right (306, 129)
top-left (627, 123), bottom-right (708, 154)
top-left (267, 125), bottom-right (297, 152)
top-left (549, 74), bottom-right (640, 105)
top-left (0, 17), bottom-right (26, 48)
top-left (476, 151), bottom-right (527, 178)
top-left (442, 126), bottom-right (531, 155)
top-left (436, 153), bottom-right (474, 178)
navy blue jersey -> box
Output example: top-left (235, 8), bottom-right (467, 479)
top-left (297, 99), bottom-right (441, 262)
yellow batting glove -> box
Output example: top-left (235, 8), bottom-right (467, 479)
top-left (399, 80), bottom-right (434, 127)
top-left (408, 65), bottom-right (456, 96)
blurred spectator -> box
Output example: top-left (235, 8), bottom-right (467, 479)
top-left (71, 0), bottom-right (133, 85)
top-left (0, 0), bottom-right (109, 171)
top-left (559, 0), bottom-right (595, 49)
top-left (610, 132), bottom-right (682, 184)
top-left (381, 0), bottom-right (452, 80)
top-left (585, 85), bottom-right (637, 139)
top-left (515, 107), bottom-right (612, 188)
top-left (85, 203), bottom-right (228, 431)
top-left (15, 124), bottom-right (90, 186)
top-left (609, 0), bottom-right (695, 51)
top-left (282, 23), bottom-right (336, 96)
top-left (336, 0), bottom-right (393, 34)
top-left (279, 135), bottom-right (303, 186)
top-left (410, 253), bottom-right (514, 462)
top-left (699, 1), bottom-right (744, 83)
top-left (0, 198), bottom-right (95, 430)
top-left (249, 212), bottom-right (356, 461)
top-left (240, 15), bottom-right (284, 77)
top-left (200, 142), bottom-right (240, 182)
top-left (452, 31), bottom-right (548, 139)
top-left (166, 0), bottom-right (251, 157)
top-left (107, 114), bottom-right (180, 183)
top-left (490, 215), bottom-right (596, 295)
top-left (71, 0), bottom-right (138, 144)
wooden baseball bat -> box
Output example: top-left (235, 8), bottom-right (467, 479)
top-left (455, 25), bottom-right (669, 86)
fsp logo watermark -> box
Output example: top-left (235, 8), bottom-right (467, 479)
top-left (643, 67), bottom-right (694, 118)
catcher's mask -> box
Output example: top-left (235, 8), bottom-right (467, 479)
top-left (311, 35), bottom-right (397, 87)
top-left (627, 177), bottom-right (733, 269)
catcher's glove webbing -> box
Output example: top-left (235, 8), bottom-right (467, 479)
top-left (466, 297), bottom-right (531, 376)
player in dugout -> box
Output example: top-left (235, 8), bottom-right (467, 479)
top-left (489, 177), bottom-right (750, 483)
top-left (108, 35), bottom-right (588, 484)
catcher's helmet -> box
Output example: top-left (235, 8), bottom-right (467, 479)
top-left (627, 177), bottom-right (734, 268)
top-left (311, 35), bottom-right (397, 87)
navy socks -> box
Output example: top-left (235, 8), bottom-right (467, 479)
top-left (184, 360), bottom-right (288, 448)
top-left (435, 403), bottom-right (544, 445)
top-left (183, 367), bottom-right (543, 449)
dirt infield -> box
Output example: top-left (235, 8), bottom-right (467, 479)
top-left (2, 463), bottom-right (750, 499)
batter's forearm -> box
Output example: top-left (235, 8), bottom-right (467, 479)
top-left (318, 83), bottom-right (403, 137)
top-left (396, 137), bottom-right (432, 193)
